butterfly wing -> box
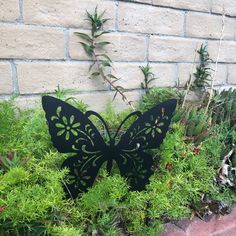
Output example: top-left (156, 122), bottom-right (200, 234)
top-left (115, 99), bottom-right (177, 190)
top-left (42, 96), bottom-right (107, 198)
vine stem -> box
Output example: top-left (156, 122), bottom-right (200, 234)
top-left (205, 13), bottom-right (225, 114)
top-left (182, 44), bottom-right (199, 108)
top-left (92, 50), bottom-right (135, 111)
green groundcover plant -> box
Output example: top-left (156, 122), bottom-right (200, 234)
top-left (0, 87), bottom-right (235, 236)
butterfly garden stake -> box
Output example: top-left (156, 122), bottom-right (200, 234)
top-left (42, 96), bottom-right (177, 199)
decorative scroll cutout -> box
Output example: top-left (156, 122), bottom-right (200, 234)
top-left (42, 96), bottom-right (177, 199)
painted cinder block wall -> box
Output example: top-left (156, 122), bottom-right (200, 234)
top-left (0, 0), bottom-right (236, 111)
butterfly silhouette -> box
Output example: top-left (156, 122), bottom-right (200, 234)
top-left (42, 96), bottom-right (177, 199)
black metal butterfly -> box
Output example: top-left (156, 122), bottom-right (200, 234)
top-left (42, 96), bottom-right (177, 199)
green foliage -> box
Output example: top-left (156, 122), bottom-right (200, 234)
top-left (210, 88), bottom-right (236, 127)
top-left (0, 91), bottom-right (235, 235)
top-left (185, 107), bottom-right (210, 143)
top-left (0, 151), bottom-right (21, 173)
top-left (0, 100), bottom-right (17, 151)
top-left (157, 123), bottom-right (216, 210)
top-left (47, 224), bottom-right (83, 236)
top-left (140, 64), bottom-right (158, 94)
top-left (75, 7), bottom-right (133, 108)
top-left (187, 43), bottom-right (213, 91)
top-left (139, 87), bottom-right (183, 112)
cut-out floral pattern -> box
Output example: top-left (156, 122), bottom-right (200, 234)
top-left (55, 115), bottom-right (80, 141)
top-left (145, 115), bottom-right (165, 138)
top-left (51, 106), bottom-right (80, 141)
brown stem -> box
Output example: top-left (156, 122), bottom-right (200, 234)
top-left (91, 49), bottom-right (135, 111)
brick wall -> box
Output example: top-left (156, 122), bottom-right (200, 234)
top-left (0, 0), bottom-right (236, 110)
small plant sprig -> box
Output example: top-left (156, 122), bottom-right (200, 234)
top-left (182, 43), bottom-right (213, 108)
top-left (192, 44), bottom-right (213, 90)
top-left (140, 64), bottom-right (158, 94)
top-left (75, 8), bottom-right (134, 110)
top-left (185, 44), bottom-right (213, 92)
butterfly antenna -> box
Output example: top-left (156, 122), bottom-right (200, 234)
top-left (113, 111), bottom-right (141, 140)
top-left (86, 111), bottom-right (112, 142)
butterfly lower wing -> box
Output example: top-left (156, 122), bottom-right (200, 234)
top-left (62, 152), bottom-right (106, 199)
top-left (114, 151), bottom-right (153, 191)
top-left (115, 99), bottom-right (177, 190)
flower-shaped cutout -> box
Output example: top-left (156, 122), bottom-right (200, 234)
top-left (55, 115), bottom-right (80, 141)
top-left (144, 115), bottom-right (165, 138)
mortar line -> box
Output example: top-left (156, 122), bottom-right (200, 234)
top-left (1, 83), bottom-right (235, 101)
top-left (64, 28), bottom-right (71, 60)
top-left (115, 1), bottom-right (119, 31)
top-left (183, 11), bottom-right (187, 37)
top-left (209, 0), bottom-right (213, 13)
top-left (0, 59), bottom-right (235, 65)
top-left (9, 61), bottom-right (19, 94)
top-left (18, 0), bottom-right (24, 23)
top-left (144, 34), bottom-right (150, 62)
top-left (118, 0), bottom-right (235, 18)
top-left (226, 64), bottom-right (229, 84)
top-left (175, 63), bottom-right (180, 87)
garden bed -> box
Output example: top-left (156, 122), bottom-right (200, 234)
top-left (0, 86), bottom-right (235, 235)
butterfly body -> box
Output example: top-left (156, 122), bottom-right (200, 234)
top-left (42, 96), bottom-right (177, 199)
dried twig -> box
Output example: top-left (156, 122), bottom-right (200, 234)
top-left (182, 44), bottom-right (199, 108)
top-left (205, 13), bottom-right (226, 114)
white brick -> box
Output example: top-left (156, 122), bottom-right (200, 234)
top-left (17, 62), bottom-right (109, 94)
top-left (14, 96), bottom-right (41, 110)
top-left (212, 0), bottom-right (236, 17)
top-left (0, 63), bottom-right (13, 94)
top-left (111, 63), bottom-right (176, 90)
top-left (112, 90), bottom-right (141, 111)
top-left (149, 36), bottom-right (201, 62)
top-left (149, 63), bottom-right (177, 87)
top-left (112, 63), bottom-right (144, 90)
top-left (0, 0), bottom-right (20, 21)
top-left (152, 0), bottom-right (211, 12)
top-left (118, 2), bottom-right (184, 36)
top-left (13, 91), bottom-right (140, 112)
top-left (228, 65), bottom-right (236, 84)
top-left (23, 0), bottom-right (116, 30)
top-left (0, 24), bottom-right (65, 59)
top-left (208, 40), bottom-right (236, 63)
top-left (69, 30), bottom-right (146, 61)
top-left (178, 63), bottom-right (227, 87)
top-left (76, 90), bottom-right (140, 112)
top-left (186, 12), bottom-right (235, 40)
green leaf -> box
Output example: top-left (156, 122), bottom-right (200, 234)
top-left (97, 54), bottom-right (112, 62)
top-left (95, 31), bottom-right (110, 38)
top-left (102, 61), bottom-right (112, 67)
top-left (95, 41), bottom-right (111, 47)
top-left (147, 77), bottom-right (158, 85)
top-left (74, 32), bottom-right (93, 43)
top-left (79, 42), bottom-right (94, 56)
top-left (91, 71), bottom-right (101, 77)
top-left (107, 74), bottom-right (119, 80)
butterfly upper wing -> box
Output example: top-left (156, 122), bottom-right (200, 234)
top-left (42, 96), bottom-right (107, 198)
top-left (42, 96), bottom-right (106, 153)
top-left (115, 99), bottom-right (177, 190)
